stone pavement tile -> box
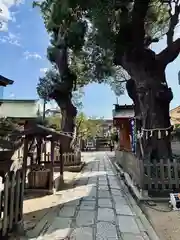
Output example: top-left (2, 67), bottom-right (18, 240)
top-left (96, 221), bottom-right (118, 239)
top-left (115, 203), bottom-right (135, 216)
top-left (99, 185), bottom-right (109, 191)
top-left (110, 184), bottom-right (121, 190)
top-left (43, 217), bottom-right (72, 239)
top-left (76, 210), bottom-right (95, 226)
top-left (89, 186), bottom-right (97, 197)
top-left (58, 206), bottom-right (76, 218)
top-left (136, 218), bottom-right (146, 232)
top-left (64, 199), bottom-right (80, 207)
top-left (118, 215), bottom-right (140, 234)
top-left (98, 198), bottom-right (113, 208)
top-left (70, 227), bottom-right (93, 240)
top-left (121, 233), bottom-right (145, 240)
top-left (98, 190), bottom-right (111, 199)
top-left (98, 175), bottom-right (107, 183)
top-left (109, 180), bottom-right (118, 186)
top-left (98, 181), bottom-right (108, 187)
top-left (99, 176), bottom-right (107, 181)
top-left (97, 208), bottom-right (115, 222)
top-left (111, 189), bottom-right (124, 196)
top-left (83, 193), bottom-right (96, 201)
top-left (113, 195), bottom-right (128, 205)
top-left (108, 176), bottom-right (117, 181)
top-left (80, 200), bottom-right (96, 210)
top-left (88, 177), bottom-right (98, 184)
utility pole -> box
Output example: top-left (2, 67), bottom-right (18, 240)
top-left (116, 97), bottom-right (119, 105)
top-left (42, 99), bottom-right (46, 121)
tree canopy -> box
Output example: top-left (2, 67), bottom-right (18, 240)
top-left (45, 111), bottom-right (104, 138)
top-left (37, 68), bottom-right (84, 109)
top-left (33, 0), bottom-right (175, 90)
top-left (76, 112), bottom-right (104, 139)
top-left (33, 0), bottom-right (180, 157)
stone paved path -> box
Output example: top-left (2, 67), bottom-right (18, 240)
top-left (35, 152), bottom-right (151, 240)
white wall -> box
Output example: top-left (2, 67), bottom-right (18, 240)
top-left (0, 101), bottom-right (38, 118)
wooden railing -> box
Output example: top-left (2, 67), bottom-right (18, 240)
top-left (143, 158), bottom-right (180, 195)
top-left (115, 150), bottom-right (180, 196)
top-left (43, 151), bottom-right (81, 166)
top-left (0, 169), bottom-right (24, 237)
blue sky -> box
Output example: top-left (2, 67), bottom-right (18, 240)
top-left (0, 1), bottom-right (180, 119)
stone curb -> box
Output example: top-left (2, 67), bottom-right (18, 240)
top-left (106, 153), bottom-right (160, 240)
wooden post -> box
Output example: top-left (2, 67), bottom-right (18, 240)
top-left (36, 137), bottom-right (42, 165)
top-left (2, 174), bottom-right (9, 236)
top-left (59, 142), bottom-right (64, 188)
top-left (17, 135), bottom-right (29, 235)
top-left (49, 139), bottom-right (54, 191)
top-left (44, 139), bottom-right (47, 162)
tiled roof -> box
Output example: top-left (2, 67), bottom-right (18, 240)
top-left (0, 75), bottom-right (14, 86)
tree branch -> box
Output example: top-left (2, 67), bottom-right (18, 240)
top-left (156, 38), bottom-right (180, 67)
top-left (132, 0), bottom-right (151, 47)
top-left (166, 1), bottom-right (180, 46)
top-left (144, 36), bottom-right (159, 47)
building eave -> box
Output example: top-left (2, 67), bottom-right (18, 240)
top-left (0, 75), bottom-right (14, 86)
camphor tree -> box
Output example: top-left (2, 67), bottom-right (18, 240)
top-left (34, 0), bottom-right (179, 160)
top-left (77, 0), bottom-right (178, 161)
top-left (37, 67), bottom-right (84, 151)
top-left (34, 0), bottom-right (124, 153)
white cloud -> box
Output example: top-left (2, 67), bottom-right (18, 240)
top-left (0, 31), bottom-right (21, 46)
top-left (23, 51), bottom-right (42, 60)
top-left (40, 67), bottom-right (48, 73)
top-left (0, 0), bottom-right (24, 31)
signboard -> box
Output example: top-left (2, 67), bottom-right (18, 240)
top-left (130, 119), bottom-right (136, 153)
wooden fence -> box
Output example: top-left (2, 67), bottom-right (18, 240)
top-left (44, 151), bottom-right (81, 167)
top-left (115, 150), bottom-right (180, 196)
top-left (143, 158), bottom-right (180, 196)
top-left (0, 169), bottom-right (24, 237)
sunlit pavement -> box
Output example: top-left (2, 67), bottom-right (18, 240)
top-left (33, 152), bottom-right (151, 240)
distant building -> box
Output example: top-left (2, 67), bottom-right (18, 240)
top-left (101, 119), bottom-right (113, 137)
top-left (0, 75), bottom-right (13, 86)
top-left (170, 106), bottom-right (180, 126)
top-left (89, 119), bottom-right (113, 137)
top-left (45, 108), bottom-right (61, 117)
top-left (0, 75), bottom-right (14, 100)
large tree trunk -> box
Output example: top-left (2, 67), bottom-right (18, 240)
top-left (122, 49), bottom-right (173, 161)
top-left (50, 39), bottom-right (77, 153)
top-left (55, 94), bottom-right (77, 152)
top-left (113, 2), bottom-right (180, 162)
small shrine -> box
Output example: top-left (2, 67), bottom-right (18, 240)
top-left (113, 104), bottom-right (135, 152)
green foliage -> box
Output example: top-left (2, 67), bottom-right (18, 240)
top-left (33, 0), bottom-right (126, 95)
top-left (76, 112), bottom-right (104, 139)
top-left (34, 0), bottom-right (170, 96)
top-left (46, 115), bottom-right (61, 130)
top-left (174, 124), bottom-right (180, 129)
top-left (37, 67), bottom-right (84, 110)
top-left (46, 111), bottom-right (104, 138)
top-left (0, 118), bottom-right (21, 137)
